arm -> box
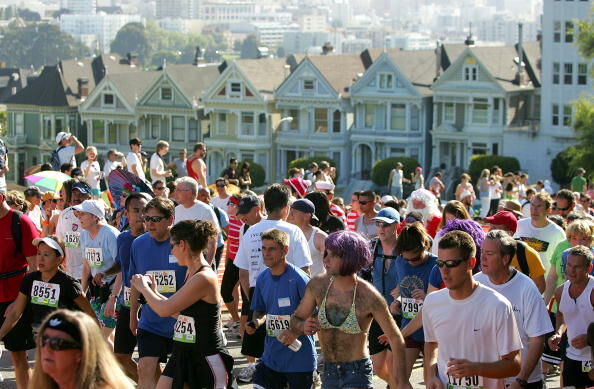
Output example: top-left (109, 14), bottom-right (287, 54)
top-left (25, 255), bottom-right (37, 272)
top-left (447, 350), bottom-right (520, 379)
top-left (424, 341), bottom-right (444, 389)
top-left (24, 164), bottom-right (42, 177)
top-left (70, 136), bottom-right (84, 154)
top-left (290, 280), bottom-right (320, 336)
top-left (129, 284), bottom-right (141, 336)
top-left (543, 266), bottom-right (558, 305)
top-left (512, 336), bottom-right (545, 386)
top-left (81, 261), bottom-right (90, 293)
top-left (0, 293), bottom-right (27, 340)
top-left (205, 237), bottom-right (216, 264)
top-left (239, 269), bottom-right (250, 297)
top-left (532, 275), bottom-right (546, 295)
top-left (245, 311), bottom-right (266, 335)
top-left (104, 273), bottom-right (122, 318)
top-left (73, 295), bottom-right (100, 324)
top-left (194, 159), bottom-right (207, 188)
top-left (387, 170), bottom-right (394, 189)
top-left (549, 285), bottom-right (566, 351)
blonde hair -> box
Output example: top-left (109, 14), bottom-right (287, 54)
top-left (480, 169), bottom-right (490, 179)
top-left (156, 140), bottom-right (169, 153)
top-left (566, 219), bottom-right (594, 240)
top-left (261, 228), bottom-right (290, 248)
top-left (85, 146), bottom-right (97, 155)
top-left (29, 310), bottom-right (134, 389)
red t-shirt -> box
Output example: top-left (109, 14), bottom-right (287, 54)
top-left (226, 215), bottom-right (244, 260)
top-left (346, 211), bottom-right (359, 232)
top-left (0, 210), bottom-right (40, 302)
top-left (426, 216), bottom-right (442, 238)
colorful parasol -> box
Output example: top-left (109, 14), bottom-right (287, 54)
top-left (108, 169), bottom-right (154, 208)
top-left (208, 183), bottom-right (241, 196)
top-left (25, 171), bottom-right (71, 193)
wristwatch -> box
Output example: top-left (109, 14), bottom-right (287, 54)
top-left (515, 378), bottom-right (528, 387)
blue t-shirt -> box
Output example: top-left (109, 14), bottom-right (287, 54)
top-left (80, 224), bottom-right (119, 282)
top-left (428, 265), bottom-right (444, 290)
top-left (114, 230), bottom-right (138, 306)
top-left (213, 205), bottom-right (229, 248)
top-left (371, 243), bottom-right (399, 305)
top-left (250, 263), bottom-right (316, 373)
top-left (394, 253), bottom-right (437, 342)
top-left (129, 232), bottom-right (187, 338)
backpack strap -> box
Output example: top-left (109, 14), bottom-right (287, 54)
top-left (515, 240), bottom-right (530, 276)
top-left (11, 211), bottom-right (22, 257)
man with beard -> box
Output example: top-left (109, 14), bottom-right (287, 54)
top-left (406, 188), bottom-right (442, 238)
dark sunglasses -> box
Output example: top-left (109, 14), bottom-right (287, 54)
top-left (553, 203), bottom-right (570, 211)
top-left (358, 200), bottom-right (371, 205)
top-left (51, 199), bottom-right (59, 203)
top-left (144, 215), bottom-right (167, 223)
top-left (216, 184), bottom-right (226, 188)
top-left (375, 221), bottom-right (393, 227)
top-left (436, 258), bottom-right (467, 268)
top-left (154, 186), bottom-right (165, 190)
top-left (41, 335), bottom-right (81, 351)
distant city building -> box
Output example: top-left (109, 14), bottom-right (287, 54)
top-left (61, 0), bottom-right (96, 14)
top-left (477, 14), bottom-right (538, 45)
top-left (253, 22), bottom-right (300, 46)
top-left (342, 38), bottom-right (372, 54)
top-left (155, 0), bottom-right (199, 19)
top-left (283, 31), bottom-right (329, 54)
top-left (384, 33), bottom-right (435, 51)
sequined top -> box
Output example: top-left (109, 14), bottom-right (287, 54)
top-left (318, 277), bottom-right (362, 334)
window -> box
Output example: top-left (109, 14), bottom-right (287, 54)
top-left (472, 143), bottom-right (488, 155)
top-left (332, 110), bottom-right (341, 133)
top-left (471, 98), bottom-right (489, 124)
top-left (230, 82), bottom-right (242, 97)
top-left (92, 120), bottom-right (104, 143)
top-left (314, 108), bottom-right (328, 132)
top-left (188, 119), bottom-right (199, 142)
top-left (258, 113), bottom-right (266, 136)
top-left (217, 113), bottom-right (227, 135)
top-left (15, 114), bottom-right (23, 135)
top-left (55, 117), bottom-right (64, 133)
top-left (552, 104), bottom-right (560, 126)
top-left (564, 63), bottom-right (573, 84)
top-left (492, 98), bottom-right (500, 124)
top-left (172, 116), bottom-right (185, 141)
top-left (410, 105), bottom-right (419, 131)
top-left (390, 147), bottom-right (406, 156)
top-left (463, 65), bottom-right (478, 81)
top-left (103, 93), bottom-right (114, 106)
top-left (554, 21), bottom-right (561, 42)
top-left (552, 63), bottom-right (560, 84)
top-left (379, 73), bottom-right (393, 89)
top-left (364, 104), bottom-right (375, 128)
top-left (390, 103), bottom-right (406, 130)
top-left (43, 116), bottom-right (52, 140)
top-left (108, 123), bottom-right (117, 144)
top-left (241, 112), bottom-right (254, 135)
top-left (563, 105), bottom-right (572, 126)
top-left (289, 109), bottom-right (299, 130)
top-left (303, 80), bottom-right (315, 92)
top-left (150, 117), bottom-right (160, 139)
top-left (444, 102), bottom-right (455, 122)
top-left (161, 87), bottom-right (172, 101)
top-left (565, 21), bottom-right (574, 43)
top-left (578, 63), bottom-right (588, 85)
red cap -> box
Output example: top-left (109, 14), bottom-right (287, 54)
top-left (484, 211), bottom-right (518, 234)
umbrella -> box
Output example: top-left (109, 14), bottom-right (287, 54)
top-left (108, 169), bottom-right (154, 208)
top-left (25, 171), bottom-right (71, 193)
top-left (208, 183), bottom-right (241, 196)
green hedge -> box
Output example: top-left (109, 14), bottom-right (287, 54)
top-left (371, 157), bottom-right (420, 187)
top-left (288, 156), bottom-right (338, 181)
top-left (220, 160), bottom-right (265, 188)
top-left (551, 146), bottom-right (576, 187)
top-left (468, 155), bottom-right (521, 184)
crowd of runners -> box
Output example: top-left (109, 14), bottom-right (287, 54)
top-left (0, 134), bottom-right (593, 389)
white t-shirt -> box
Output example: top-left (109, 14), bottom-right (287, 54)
top-left (103, 160), bottom-right (122, 178)
top-left (55, 207), bottom-right (84, 279)
top-left (174, 201), bottom-right (219, 230)
top-left (58, 145), bottom-right (76, 167)
top-left (475, 271), bottom-right (553, 384)
top-left (80, 160), bottom-right (101, 190)
top-left (234, 219), bottom-right (313, 287)
top-left (127, 152), bottom-right (145, 181)
top-left (27, 205), bottom-right (42, 232)
top-left (513, 218), bottom-right (566, 271)
top-left (422, 283), bottom-right (522, 389)
top-left (489, 182), bottom-right (502, 200)
top-left (150, 153), bottom-right (165, 183)
top-left (211, 195), bottom-right (229, 211)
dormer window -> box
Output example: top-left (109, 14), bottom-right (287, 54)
top-left (161, 87), bottom-right (172, 100)
top-left (229, 82), bottom-right (242, 97)
top-left (379, 73), bottom-right (393, 89)
top-left (463, 64), bottom-right (479, 81)
top-left (103, 93), bottom-right (114, 106)
top-left (303, 80), bottom-right (315, 92)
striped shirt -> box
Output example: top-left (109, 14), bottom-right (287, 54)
top-left (330, 203), bottom-right (346, 224)
top-left (346, 210), bottom-right (359, 231)
top-left (227, 215), bottom-right (244, 260)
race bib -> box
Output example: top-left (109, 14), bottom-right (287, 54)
top-left (583, 360), bottom-right (593, 373)
top-left (266, 314), bottom-right (291, 338)
top-left (173, 315), bottom-right (196, 343)
top-left (147, 270), bottom-right (176, 293)
top-left (85, 248), bottom-right (103, 268)
top-left (123, 286), bottom-right (131, 307)
top-left (64, 232), bottom-right (80, 248)
top-left (401, 297), bottom-right (423, 319)
top-left (31, 281), bottom-right (60, 308)
top-left (447, 374), bottom-right (483, 389)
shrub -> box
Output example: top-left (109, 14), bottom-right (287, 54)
top-left (371, 157), bottom-right (420, 187)
top-left (468, 155), bottom-right (521, 184)
top-left (288, 156), bottom-right (338, 182)
top-left (220, 160), bottom-right (265, 188)
top-left (551, 146), bottom-right (576, 188)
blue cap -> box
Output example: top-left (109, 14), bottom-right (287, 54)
top-left (237, 195), bottom-right (260, 214)
top-left (372, 207), bottom-right (400, 224)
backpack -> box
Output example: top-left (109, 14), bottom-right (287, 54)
top-left (50, 146), bottom-right (65, 171)
top-left (515, 240), bottom-right (530, 277)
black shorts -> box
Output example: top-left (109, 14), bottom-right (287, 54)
top-left (0, 301), bottom-right (35, 352)
top-left (241, 287), bottom-right (266, 358)
top-left (114, 306), bottom-right (136, 355)
top-left (162, 350), bottom-right (233, 389)
top-left (221, 259), bottom-right (240, 304)
top-left (404, 337), bottom-right (424, 350)
top-left (562, 357), bottom-right (594, 388)
top-left (137, 328), bottom-right (173, 363)
top-left (368, 315), bottom-right (401, 355)
top-left (253, 362), bottom-right (314, 389)
top-left (241, 285), bottom-right (255, 317)
top-left (213, 245), bottom-right (224, 271)
top-left (542, 312), bottom-right (564, 365)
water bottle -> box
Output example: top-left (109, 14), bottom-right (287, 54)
top-left (288, 339), bottom-right (302, 352)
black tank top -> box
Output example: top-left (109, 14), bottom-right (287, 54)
top-left (176, 266), bottom-right (224, 355)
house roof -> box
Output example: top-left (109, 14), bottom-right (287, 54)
top-left (101, 71), bottom-right (161, 107)
top-left (164, 64), bottom-right (221, 103)
top-left (380, 48), bottom-right (439, 96)
top-left (0, 68), bottom-right (31, 103)
top-left (301, 53), bottom-right (367, 97)
top-left (234, 57), bottom-right (291, 97)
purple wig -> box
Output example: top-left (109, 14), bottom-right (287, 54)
top-left (439, 219), bottom-right (485, 262)
top-left (325, 230), bottom-right (372, 276)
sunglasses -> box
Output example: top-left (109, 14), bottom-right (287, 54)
top-left (436, 258), bottom-right (467, 268)
top-left (358, 200), bottom-right (371, 205)
top-left (154, 186), bottom-right (165, 190)
top-left (216, 184), bottom-right (226, 188)
top-left (41, 335), bottom-right (81, 351)
top-left (227, 202), bottom-right (238, 206)
top-left (553, 203), bottom-right (571, 211)
top-left (144, 215), bottom-right (167, 223)
top-left (375, 221), bottom-right (393, 227)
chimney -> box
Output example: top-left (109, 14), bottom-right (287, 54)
top-left (322, 42), bottom-right (334, 55)
top-left (193, 46), bottom-right (204, 66)
top-left (126, 52), bottom-right (138, 66)
top-left (78, 78), bottom-right (89, 98)
top-left (434, 41), bottom-right (441, 81)
top-left (515, 23), bottom-right (525, 86)
top-left (464, 23), bottom-right (475, 47)
top-left (283, 64), bottom-right (290, 79)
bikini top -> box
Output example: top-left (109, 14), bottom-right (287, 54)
top-left (318, 277), bottom-right (362, 334)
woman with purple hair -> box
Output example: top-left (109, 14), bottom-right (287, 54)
top-left (289, 230), bottom-right (413, 389)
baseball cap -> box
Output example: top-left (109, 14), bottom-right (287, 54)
top-left (55, 132), bottom-right (71, 144)
top-left (484, 211), bottom-right (518, 234)
top-left (284, 177), bottom-right (311, 198)
top-left (32, 237), bottom-right (64, 257)
top-left (372, 207), bottom-right (400, 224)
top-left (290, 199), bottom-right (318, 220)
top-left (381, 195), bottom-right (394, 204)
top-left (41, 191), bottom-right (60, 202)
top-left (237, 195), bottom-right (260, 215)
top-left (315, 181), bottom-right (335, 191)
top-left (72, 199), bottom-right (105, 219)
top-left (72, 181), bottom-right (92, 195)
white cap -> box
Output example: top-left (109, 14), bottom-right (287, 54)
top-left (315, 181), bottom-right (335, 191)
top-left (32, 237), bottom-right (64, 257)
top-left (381, 195), bottom-right (395, 203)
top-left (72, 199), bottom-right (105, 219)
top-left (55, 131), bottom-right (71, 144)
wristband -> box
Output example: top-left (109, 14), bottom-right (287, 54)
top-left (515, 378), bottom-right (528, 387)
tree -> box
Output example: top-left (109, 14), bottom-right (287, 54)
top-left (551, 146), bottom-right (577, 187)
top-left (0, 111), bottom-right (7, 137)
top-left (0, 23), bottom-right (89, 68)
top-left (467, 155), bottom-right (520, 184)
top-left (110, 22), bottom-right (152, 64)
top-left (371, 157), bottom-right (420, 187)
top-left (240, 34), bottom-right (259, 59)
top-left (17, 8), bottom-right (41, 22)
